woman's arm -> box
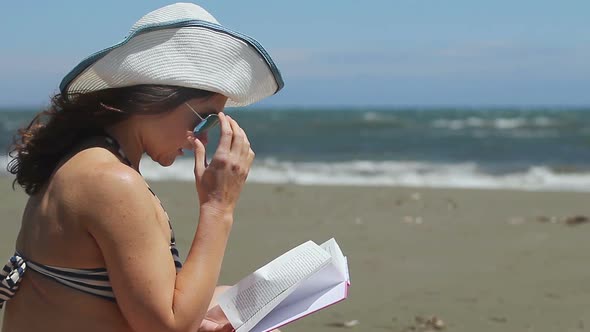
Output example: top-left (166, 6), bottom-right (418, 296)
top-left (84, 113), bottom-right (254, 332)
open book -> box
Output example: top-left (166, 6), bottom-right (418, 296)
top-left (217, 238), bottom-right (350, 332)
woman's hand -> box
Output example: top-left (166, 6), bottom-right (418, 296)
top-left (199, 305), bottom-right (233, 332)
top-left (188, 113), bottom-right (255, 214)
top-left (198, 305), bottom-right (281, 332)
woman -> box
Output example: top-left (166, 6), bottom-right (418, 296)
top-left (1, 3), bottom-right (283, 332)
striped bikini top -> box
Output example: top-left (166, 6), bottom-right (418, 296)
top-left (0, 135), bottom-right (182, 308)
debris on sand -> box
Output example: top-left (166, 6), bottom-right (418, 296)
top-left (402, 216), bottom-right (424, 225)
top-left (404, 315), bottom-right (445, 331)
top-left (563, 215), bottom-right (589, 226)
top-left (536, 215), bottom-right (589, 226)
top-left (445, 198), bottom-right (458, 211)
top-left (535, 216), bottom-right (558, 223)
top-left (325, 319), bottom-right (360, 328)
top-left (424, 316), bottom-right (445, 330)
top-left (342, 320), bottom-right (360, 328)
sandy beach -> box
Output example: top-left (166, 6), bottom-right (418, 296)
top-left (1, 176), bottom-right (589, 331)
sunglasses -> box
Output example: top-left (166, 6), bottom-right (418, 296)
top-left (185, 102), bottom-right (220, 135)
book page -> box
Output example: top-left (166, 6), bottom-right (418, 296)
top-left (320, 238), bottom-right (347, 280)
top-left (217, 241), bottom-right (331, 332)
top-left (250, 257), bottom-right (350, 332)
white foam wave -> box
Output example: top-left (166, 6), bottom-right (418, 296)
top-left (431, 116), bottom-right (558, 130)
top-left (362, 111), bottom-right (381, 122)
top-left (135, 157), bottom-right (590, 192)
top-left (362, 111), bottom-right (397, 123)
top-left (3, 155), bottom-right (590, 192)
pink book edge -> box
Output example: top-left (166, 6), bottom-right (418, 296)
top-left (261, 280), bottom-right (351, 332)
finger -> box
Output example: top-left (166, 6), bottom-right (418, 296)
top-left (242, 127), bottom-right (251, 147)
top-left (246, 149), bottom-right (255, 179)
top-left (198, 320), bottom-right (222, 332)
top-left (237, 126), bottom-right (250, 157)
top-left (189, 136), bottom-right (206, 179)
top-left (227, 116), bottom-right (244, 153)
top-left (199, 320), bottom-right (233, 332)
top-left (231, 117), bottom-right (250, 157)
top-left (243, 148), bottom-right (255, 182)
top-left (247, 148), bottom-right (255, 165)
top-left (217, 112), bottom-right (232, 154)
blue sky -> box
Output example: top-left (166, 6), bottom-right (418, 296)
top-left (1, 0), bottom-right (589, 108)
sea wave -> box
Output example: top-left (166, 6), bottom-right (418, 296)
top-left (242, 159), bottom-right (590, 192)
top-left (430, 116), bottom-right (559, 130)
top-left (4, 155), bottom-right (589, 192)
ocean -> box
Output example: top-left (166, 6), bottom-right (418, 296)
top-left (2, 107), bottom-right (590, 192)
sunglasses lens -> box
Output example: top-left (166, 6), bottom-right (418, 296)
top-left (193, 114), bottom-right (220, 135)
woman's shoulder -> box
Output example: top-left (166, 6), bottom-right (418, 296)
top-left (50, 144), bottom-right (149, 215)
top-left (56, 144), bottom-right (140, 186)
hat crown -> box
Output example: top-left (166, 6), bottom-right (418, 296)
top-left (129, 2), bottom-right (219, 34)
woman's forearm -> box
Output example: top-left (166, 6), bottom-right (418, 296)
top-left (170, 204), bottom-right (234, 331)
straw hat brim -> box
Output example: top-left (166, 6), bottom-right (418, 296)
top-left (60, 19), bottom-right (284, 107)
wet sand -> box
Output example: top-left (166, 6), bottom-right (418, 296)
top-left (1, 177), bottom-right (589, 331)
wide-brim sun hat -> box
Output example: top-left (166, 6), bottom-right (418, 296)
top-left (59, 2), bottom-right (284, 107)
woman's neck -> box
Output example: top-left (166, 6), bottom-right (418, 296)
top-left (103, 122), bottom-right (144, 172)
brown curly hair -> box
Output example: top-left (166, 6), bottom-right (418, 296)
top-left (7, 85), bottom-right (215, 195)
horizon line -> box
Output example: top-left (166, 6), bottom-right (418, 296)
top-left (1, 104), bottom-right (589, 112)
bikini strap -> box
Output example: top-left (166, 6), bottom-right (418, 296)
top-left (101, 132), bottom-right (133, 167)
top-left (100, 132), bottom-right (177, 238)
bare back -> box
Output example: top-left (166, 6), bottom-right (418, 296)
top-left (2, 138), bottom-right (171, 332)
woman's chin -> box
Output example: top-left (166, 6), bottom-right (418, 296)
top-left (160, 157), bottom-right (176, 167)
top-left (150, 154), bottom-right (176, 167)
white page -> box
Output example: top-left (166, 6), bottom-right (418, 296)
top-left (251, 257), bottom-right (350, 332)
top-left (217, 241), bottom-right (331, 332)
top-left (320, 238), bottom-right (347, 280)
